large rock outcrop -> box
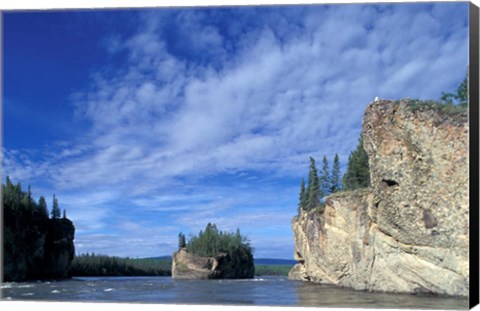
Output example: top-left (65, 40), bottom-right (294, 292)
top-left (289, 99), bottom-right (469, 296)
top-left (172, 248), bottom-right (254, 279)
top-left (44, 218), bottom-right (76, 279)
top-left (3, 217), bottom-right (75, 282)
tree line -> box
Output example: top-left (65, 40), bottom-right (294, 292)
top-left (297, 136), bottom-right (370, 214)
top-left (255, 264), bottom-right (292, 276)
top-left (70, 253), bottom-right (171, 276)
top-left (3, 176), bottom-right (67, 220)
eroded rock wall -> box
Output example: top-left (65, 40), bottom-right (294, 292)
top-left (289, 100), bottom-right (469, 296)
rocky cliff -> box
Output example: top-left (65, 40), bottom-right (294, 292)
top-left (44, 218), bottom-right (76, 278)
top-left (289, 99), bottom-right (469, 296)
top-left (172, 248), bottom-right (254, 279)
top-left (3, 217), bottom-right (75, 282)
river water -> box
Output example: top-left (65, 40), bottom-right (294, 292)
top-left (1, 276), bottom-right (468, 309)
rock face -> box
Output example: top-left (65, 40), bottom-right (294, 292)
top-left (44, 218), bottom-right (76, 279)
top-left (289, 100), bottom-right (469, 296)
top-left (172, 248), bottom-right (254, 279)
top-left (3, 217), bottom-right (75, 282)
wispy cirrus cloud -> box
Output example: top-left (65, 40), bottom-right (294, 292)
top-left (26, 4), bottom-right (469, 191)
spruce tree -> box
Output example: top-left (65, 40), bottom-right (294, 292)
top-left (298, 178), bottom-right (307, 214)
top-left (14, 183), bottom-right (22, 209)
top-left (38, 196), bottom-right (49, 218)
top-left (456, 70), bottom-right (468, 106)
top-left (21, 185), bottom-right (33, 209)
top-left (330, 153), bottom-right (341, 193)
top-left (178, 232), bottom-right (186, 249)
top-left (342, 136), bottom-right (370, 190)
top-left (319, 155), bottom-right (330, 197)
top-left (28, 185), bottom-right (33, 208)
top-left (3, 176), bottom-right (16, 209)
top-left (4, 178), bottom-right (22, 210)
top-left (306, 157), bottom-right (321, 211)
top-left (51, 194), bottom-right (61, 219)
top-left (5, 176), bottom-right (12, 187)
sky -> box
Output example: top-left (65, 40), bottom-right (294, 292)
top-left (2, 2), bottom-right (469, 259)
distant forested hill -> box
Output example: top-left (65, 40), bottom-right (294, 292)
top-left (254, 258), bottom-right (297, 265)
top-left (148, 256), bottom-right (296, 266)
top-left (70, 254), bottom-right (171, 276)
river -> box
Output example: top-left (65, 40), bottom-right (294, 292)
top-left (0, 276), bottom-right (468, 309)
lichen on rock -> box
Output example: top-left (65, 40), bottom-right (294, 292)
top-left (289, 99), bottom-right (469, 297)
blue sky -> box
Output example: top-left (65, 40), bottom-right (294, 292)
top-left (2, 2), bottom-right (469, 259)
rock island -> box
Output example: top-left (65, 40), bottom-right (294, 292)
top-left (172, 223), bottom-right (255, 279)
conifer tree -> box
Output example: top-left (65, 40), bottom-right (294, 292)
top-left (298, 178), bottom-right (307, 214)
top-left (3, 176), bottom-right (16, 209)
top-left (235, 228), bottom-right (241, 240)
top-left (456, 71), bottom-right (468, 106)
top-left (28, 185), bottom-right (33, 207)
top-left (319, 155), bottom-right (330, 197)
top-left (21, 185), bottom-right (33, 209)
top-left (14, 182), bottom-right (22, 208)
top-left (51, 194), bottom-right (61, 219)
top-left (38, 196), bottom-right (49, 218)
top-left (5, 176), bottom-right (12, 187)
top-left (178, 232), bottom-right (186, 249)
top-left (306, 157), bottom-right (321, 211)
top-left (342, 136), bottom-right (370, 190)
top-left (330, 153), bottom-right (341, 193)
top-left (4, 177), bottom-right (22, 210)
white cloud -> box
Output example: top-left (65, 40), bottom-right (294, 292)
top-left (65, 6), bottom-right (466, 189)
